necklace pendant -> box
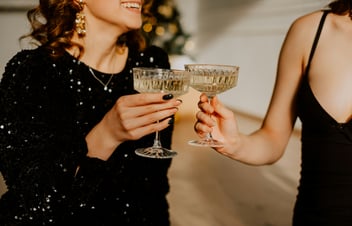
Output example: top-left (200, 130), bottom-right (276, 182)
top-left (88, 67), bottom-right (114, 91)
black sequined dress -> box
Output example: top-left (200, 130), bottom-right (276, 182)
top-left (294, 11), bottom-right (352, 225)
top-left (0, 45), bottom-right (173, 226)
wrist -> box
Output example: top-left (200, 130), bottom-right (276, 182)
top-left (85, 122), bottom-right (121, 160)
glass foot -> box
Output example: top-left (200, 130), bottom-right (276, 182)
top-left (188, 139), bottom-right (224, 147)
top-left (135, 147), bottom-right (177, 159)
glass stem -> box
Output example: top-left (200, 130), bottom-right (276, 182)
top-left (205, 96), bottom-right (214, 141)
top-left (205, 132), bottom-right (213, 141)
top-left (152, 120), bottom-right (162, 148)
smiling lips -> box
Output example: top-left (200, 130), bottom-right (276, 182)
top-left (121, 2), bottom-right (141, 10)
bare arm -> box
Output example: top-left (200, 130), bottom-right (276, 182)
top-left (195, 11), bottom-right (322, 165)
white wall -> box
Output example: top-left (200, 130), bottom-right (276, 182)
top-left (0, 0), bottom-right (330, 118)
top-left (0, 11), bottom-right (30, 75)
top-left (175, 0), bottom-right (330, 118)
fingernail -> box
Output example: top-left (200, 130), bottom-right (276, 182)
top-left (163, 94), bottom-right (173, 100)
top-left (176, 99), bottom-right (183, 103)
top-left (168, 117), bottom-right (174, 125)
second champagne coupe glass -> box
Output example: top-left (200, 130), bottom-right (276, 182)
top-left (185, 64), bottom-right (239, 147)
top-left (133, 67), bottom-right (190, 158)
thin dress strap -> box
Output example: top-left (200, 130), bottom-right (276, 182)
top-left (304, 10), bottom-right (329, 75)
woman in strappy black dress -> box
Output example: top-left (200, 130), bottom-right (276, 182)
top-left (0, 0), bottom-right (183, 225)
top-left (193, 0), bottom-right (352, 225)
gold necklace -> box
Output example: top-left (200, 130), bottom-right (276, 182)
top-left (88, 67), bottom-right (114, 91)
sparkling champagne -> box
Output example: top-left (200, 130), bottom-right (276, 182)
top-left (133, 68), bottom-right (190, 97)
top-left (185, 63), bottom-right (240, 148)
top-left (190, 73), bottom-right (238, 97)
top-left (132, 67), bottom-right (190, 159)
top-left (134, 76), bottom-right (190, 97)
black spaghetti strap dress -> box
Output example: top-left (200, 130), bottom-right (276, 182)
top-left (294, 10), bottom-right (352, 225)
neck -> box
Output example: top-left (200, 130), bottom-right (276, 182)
top-left (69, 33), bottom-right (128, 74)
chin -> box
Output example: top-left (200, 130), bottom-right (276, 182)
top-left (127, 23), bottom-right (142, 30)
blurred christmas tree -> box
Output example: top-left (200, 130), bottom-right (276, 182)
top-left (142, 0), bottom-right (191, 55)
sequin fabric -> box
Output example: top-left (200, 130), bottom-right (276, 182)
top-left (0, 45), bottom-right (173, 226)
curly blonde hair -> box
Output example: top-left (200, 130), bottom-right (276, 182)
top-left (22, 0), bottom-right (153, 58)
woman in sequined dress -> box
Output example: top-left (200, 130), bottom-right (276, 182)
top-left (193, 0), bottom-right (352, 225)
top-left (0, 0), bottom-right (182, 225)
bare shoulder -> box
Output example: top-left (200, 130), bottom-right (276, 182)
top-left (280, 11), bottom-right (326, 63)
top-left (289, 10), bottom-right (326, 36)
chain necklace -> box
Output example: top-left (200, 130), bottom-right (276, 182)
top-left (88, 67), bottom-right (114, 91)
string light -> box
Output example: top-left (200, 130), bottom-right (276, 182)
top-left (141, 0), bottom-right (191, 55)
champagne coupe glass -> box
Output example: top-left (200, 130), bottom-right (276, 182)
top-left (133, 67), bottom-right (191, 158)
top-left (185, 64), bottom-right (239, 147)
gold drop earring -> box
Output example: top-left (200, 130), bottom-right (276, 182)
top-left (75, 0), bottom-right (86, 36)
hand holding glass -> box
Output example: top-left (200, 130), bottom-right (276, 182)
top-left (133, 67), bottom-right (190, 158)
top-left (185, 64), bottom-right (239, 147)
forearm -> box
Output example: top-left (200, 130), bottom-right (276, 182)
top-left (222, 129), bottom-right (290, 166)
top-left (85, 120), bottom-right (121, 161)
